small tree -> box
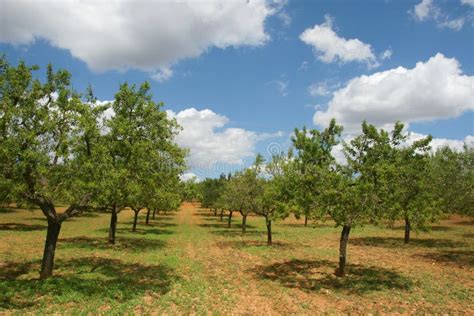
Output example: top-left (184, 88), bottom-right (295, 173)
top-left (325, 122), bottom-right (397, 276)
top-left (383, 126), bottom-right (439, 243)
top-left (290, 119), bottom-right (343, 226)
top-left (251, 154), bottom-right (291, 245)
top-left (102, 82), bottom-right (185, 238)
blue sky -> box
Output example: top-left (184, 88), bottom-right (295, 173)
top-left (1, 0), bottom-right (473, 179)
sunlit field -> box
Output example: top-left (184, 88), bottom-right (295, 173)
top-left (1, 202), bottom-right (472, 314)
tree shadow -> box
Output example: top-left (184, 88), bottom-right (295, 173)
top-left (254, 259), bottom-right (413, 295)
top-left (59, 236), bottom-right (167, 251)
top-left (198, 223), bottom-right (229, 229)
top-left (0, 207), bottom-right (19, 214)
top-left (456, 219), bottom-right (474, 225)
top-left (146, 222), bottom-right (177, 228)
top-left (389, 225), bottom-right (452, 232)
top-left (278, 222), bottom-right (335, 229)
top-left (0, 223), bottom-right (46, 231)
top-left (351, 237), bottom-right (466, 248)
top-left (95, 227), bottom-right (174, 236)
top-left (76, 212), bottom-right (101, 218)
top-left (415, 250), bottom-right (473, 268)
top-left (217, 240), bottom-right (293, 249)
top-left (209, 229), bottom-right (267, 237)
top-left (0, 256), bottom-right (177, 310)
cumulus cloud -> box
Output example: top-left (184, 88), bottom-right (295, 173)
top-left (0, 0), bottom-right (280, 80)
top-left (313, 53), bottom-right (474, 133)
top-left (166, 108), bottom-right (259, 167)
top-left (300, 14), bottom-right (379, 67)
top-left (406, 132), bottom-right (474, 151)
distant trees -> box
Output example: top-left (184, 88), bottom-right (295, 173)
top-left (430, 146), bottom-right (473, 217)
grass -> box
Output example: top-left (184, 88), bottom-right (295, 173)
top-left (0, 203), bottom-right (473, 314)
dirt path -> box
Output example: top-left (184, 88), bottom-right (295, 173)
top-left (171, 203), bottom-right (334, 315)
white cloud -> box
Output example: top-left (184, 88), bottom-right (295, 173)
top-left (413, 0), bottom-right (437, 21)
top-left (300, 14), bottom-right (378, 67)
top-left (461, 0), bottom-right (474, 7)
top-left (406, 132), bottom-right (474, 151)
top-left (314, 53), bottom-right (474, 133)
top-left (438, 17), bottom-right (465, 31)
top-left (180, 172), bottom-right (200, 182)
top-left (380, 49), bottom-right (393, 60)
top-left (150, 67), bottom-right (173, 83)
top-left (166, 108), bottom-right (258, 167)
top-left (308, 82), bottom-right (330, 97)
top-left (0, 0), bottom-right (280, 80)
top-left (410, 0), bottom-right (466, 31)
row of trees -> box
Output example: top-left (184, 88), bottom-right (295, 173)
top-left (199, 120), bottom-right (473, 276)
top-left (0, 59), bottom-right (186, 278)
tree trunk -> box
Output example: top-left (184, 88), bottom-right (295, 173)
top-left (40, 219), bottom-right (62, 279)
top-left (132, 209), bottom-right (140, 232)
top-left (227, 211), bottom-right (233, 228)
top-left (404, 217), bottom-right (411, 244)
top-left (146, 209), bottom-right (151, 225)
top-left (220, 210), bottom-right (224, 221)
top-left (242, 214), bottom-right (247, 234)
top-left (266, 217), bottom-right (272, 246)
top-left (304, 215), bottom-right (308, 227)
top-left (108, 208), bottom-right (118, 244)
top-left (336, 225), bottom-right (351, 277)
top-left (152, 209), bottom-right (156, 219)
top-left (214, 208), bottom-right (217, 216)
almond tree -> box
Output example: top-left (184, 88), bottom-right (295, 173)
top-left (383, 125), bottom-right (438, 243)
top-left (290, 119), bottom-right (343, 226)
top-left (104, 82), bottom-right (185, 238)
top-left (326, 122), bottom-right (403, 276)
top-left (0, 59), bottom-right (103, 278)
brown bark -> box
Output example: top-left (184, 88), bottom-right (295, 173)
top-left (266, 217), bottom-right (272, 246)
top-left (220, 210), bottom-right (224, 221)
top-left (242, 214), bottom-right (247, 234)
top-left (132, 208), bottom-right (140, 232)
top-left (335, 225), bottom-right (351, 277)
top-left (404, 217), bottom-right (411, 244)
top-left (145, 208), bottom-right (151, 225)
top-left (152, 209), bottom-right (156, 219)
top-left (108, 207), bottom-right (118, 244)
top-left (40, 219), bottom-right (62, 279)
top-left (227, 211), bottom-right (233, 228)
top-left (304, 215), bottom-right (308, 226)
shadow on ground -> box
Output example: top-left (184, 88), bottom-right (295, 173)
top-left (95, 227), bottom-right (174, 236)
top-left (59, 236), bottom-right (167, 251)
top-left (254, 259), bottom-right (413, 295)
top-left (351, 237), bottom-right (466, 248)
top-left (0, 256), bottom-right (177, 310)
top-left (217, 240), bottom-right (293, 249)
top-left (0, 223), bottom-right (46, 232)
top-left (414, 250), bottom-right (473, 268)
